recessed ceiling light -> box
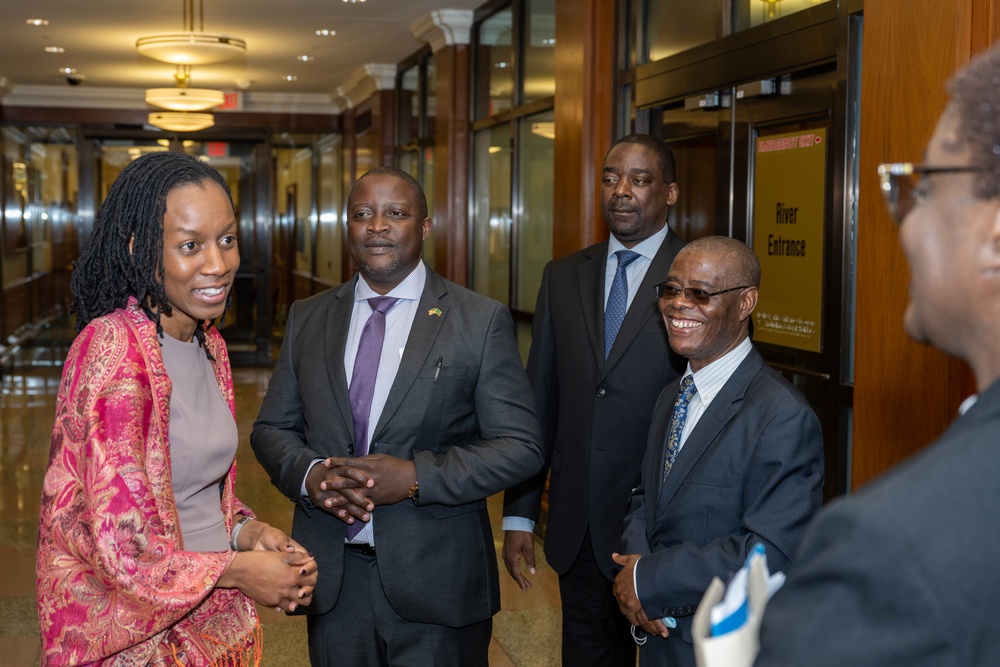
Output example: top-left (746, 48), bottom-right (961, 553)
top-left (25, 18), bottom-right (49, 26)
top-left (296, 55), bottom-right (314, 62)
top-left (315, 29), bottom-right (336, 36)
top-left (494, 62), bottom-right (509, 69)
top-left (58, 67), bottom-right (77, 75)
top-left (44, 47), bottom-right (65, 54)
top-left (284, 75), bottom-right (298, 82)
top-left (342, 0), bottom-right (366, 3)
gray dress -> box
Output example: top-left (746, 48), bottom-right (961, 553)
top-left (160, 332), bottom-right (239, 552)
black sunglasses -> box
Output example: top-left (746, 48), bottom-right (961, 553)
top-left (877, 162), bottom-right (985, 224)
top-left (654, 283), bottom-right (751, 305)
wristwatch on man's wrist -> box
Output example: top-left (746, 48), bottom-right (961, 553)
top-left (408, 481), bottom-right (419, 503)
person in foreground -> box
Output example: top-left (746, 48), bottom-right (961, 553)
top-left (755, 43), bottom-right (1000, 667)
top-left (251, 166), bottom-right (543, 666)
top-left (502, 133), bottom-right (686, 667)
top-left (613, 236), bottom-right (825, 666)
top-left (36, 152), bottom-right (317, 667)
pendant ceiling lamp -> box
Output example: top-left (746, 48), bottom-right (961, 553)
top-left (148, 111), bottom-right (216, 132)
top-left (136, 0), bottom-right (246, 65)
top-left (145, 66), bottom-right (224, 112)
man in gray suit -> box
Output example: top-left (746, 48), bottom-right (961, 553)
top-left (251, 167), bottom-right (543, 666)
top-left (613, 236), bottom-right (824, 667)
top-left (755, 42), bottom-right (1000, 667)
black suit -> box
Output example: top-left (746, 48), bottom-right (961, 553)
top-left (503, 231), bottom-right (686, 665)
top-left (622, 346), bottom-right (825, 666)
top-left (756, 378), bottom-right (1000, 667)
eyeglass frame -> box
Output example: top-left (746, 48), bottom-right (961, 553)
top-left (877, 162), bottom-right (985, 224)
top-left (654, 282), bottom-right (753, 305)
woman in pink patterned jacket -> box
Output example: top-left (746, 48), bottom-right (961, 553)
top-left (36, 152), bottom-right (317, 667)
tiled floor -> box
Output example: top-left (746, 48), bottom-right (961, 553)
top-left (0, 321), bottom-right (561, 666)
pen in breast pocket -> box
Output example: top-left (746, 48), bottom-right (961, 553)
top-left (434, 357), bottom-right (443, 382)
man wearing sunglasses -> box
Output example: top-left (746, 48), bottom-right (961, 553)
top-left (612, 236), bottom-right (825, 667)
top-left (754, 43), bottom-right (1000, 667)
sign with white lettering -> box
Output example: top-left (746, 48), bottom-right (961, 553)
top-left (751, 127), bottom-right (826, 352)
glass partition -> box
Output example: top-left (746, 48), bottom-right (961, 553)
top-left (522, 0), bottom-right (556, 104)
top-left (471, 126), bottom-right (512, 304)
top-left (316, 135), bottom-right (343, 285)
top-left (734, 0), bottom-right (832, 30)
top-left (647, 1), bottom-right (725, 61)
top-left (515, 110), bottom-right (554, 311)
top-left (641, 0), bottom-right (835, 64)
top-left (475, 8), bottom-right (514, 119)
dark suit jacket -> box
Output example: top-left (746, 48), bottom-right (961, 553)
top-left (621, 346), bottom-right (824, 659)
top-left (250, 266), bottom-right (543, 628)
top-left (503, 231), bottom-right (687, 579)
top-left (756, 378), bottom-right (1000, 667)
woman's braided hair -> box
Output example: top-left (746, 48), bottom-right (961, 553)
top-left (71, 151), bottom-right (234, 357)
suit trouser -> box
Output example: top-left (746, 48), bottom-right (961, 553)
top-left (306, 546), bottom-right (492, 667)
top-left (559, 528), bottom-right (637, 667)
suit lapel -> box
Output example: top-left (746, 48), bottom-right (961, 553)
top-left (371, 266), bottom-right (448, 439)
top-left (578, 244), bottom-right (607, 371)
top-left (603, 231), bottom-right (678, 375)
top-left (326, 277), bottom-right (360, 437)
top-left (655, 348), bottom-right (765, 520)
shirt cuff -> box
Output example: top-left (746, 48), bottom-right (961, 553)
top-left (502, 516), bottom-right (535, 533)
top-left (633, 556), bottom-right (642, 606)
top-left (301, 458), bottom-right (324, 499)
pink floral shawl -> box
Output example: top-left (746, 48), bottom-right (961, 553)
top-left (37, 300), bottom-right (260, 666)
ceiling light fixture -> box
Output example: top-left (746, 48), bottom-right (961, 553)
top-left (148, 111), bottom-right (215, 132)
top-left (136, 0), bottom-right (246, 65)
top-left (145, 65), bottom-right (224, 111)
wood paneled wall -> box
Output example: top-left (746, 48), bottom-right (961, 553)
top-left (432, 44), bottom-right (471, 286)
top-left (852, 0), bottom-right (1000, 488)
top-left (552, 0), bottom-right (617, 257)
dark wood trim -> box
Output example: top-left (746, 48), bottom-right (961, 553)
top-left (551, 0), bottom-right (617, 259)
top-left (433, 43), bottom-right (471, 286)
top-left (852, 0), bottom-right (983, 489)
top-left (2, 106), bottom-right (340, 133)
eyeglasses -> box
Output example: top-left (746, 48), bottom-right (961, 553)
top-left (654, 283), bottom-right (751, 305)
top-left (877, 162), bottom-right (984, 224)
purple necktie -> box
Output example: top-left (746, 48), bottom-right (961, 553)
top-left (346, 296), bottom-right (398, 540)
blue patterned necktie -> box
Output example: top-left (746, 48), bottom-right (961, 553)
top-left (604, 249), bottom-right (641, 359)
top-left (663, 375), bottom-right (697, 481)
top-left (346, 296), bottom-right (398, 540)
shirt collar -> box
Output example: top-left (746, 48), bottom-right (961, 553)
top-left (607, 223), bottom-right (670, 263)
top-left (684, 336), bottom-right (753, 407)
top-left (355, 261), bottom-right (426, 302)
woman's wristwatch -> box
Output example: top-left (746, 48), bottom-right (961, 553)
top-left (230, 516), bottom-right (254, 551)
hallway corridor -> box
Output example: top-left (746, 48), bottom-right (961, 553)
top-left (0, 321), bottom-right (561, 666)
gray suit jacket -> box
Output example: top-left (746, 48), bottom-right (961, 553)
top-left (756, 378), bottom-right (1000, 667)
top-left (251, 265), bottom-right (543, 627)
top-left (622, 346), bottom-right (824, 662)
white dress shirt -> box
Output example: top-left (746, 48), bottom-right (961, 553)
top-left (301, 262), bottom-right (426, 546)
top-left (633, 336), bottom-right (754, 602)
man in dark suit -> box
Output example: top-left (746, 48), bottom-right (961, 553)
top-left (755, 43), bottom-right (1000, 667)
top-left (251, 167), bottom-right (543, 667)
top-left (502, 134), bottom-right (687, 666)
top-left (613, 236), bottom-right (825, 666)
